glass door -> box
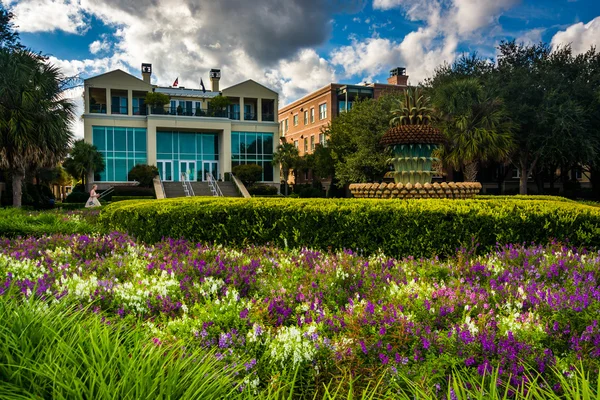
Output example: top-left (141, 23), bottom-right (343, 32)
top-left (202, 161), bottom-right (218, 181)
top-left (156, 160), bottom-right (173, 181)
top-left (179, 161), bottom-right (196, 182)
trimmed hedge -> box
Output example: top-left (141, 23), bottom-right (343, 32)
top-left (112, 196), bottom-right (154, 202)
top-left (99, 197), bottom-right (600, 258)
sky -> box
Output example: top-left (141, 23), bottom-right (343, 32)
top-left (3, 0), bottom-right (600, 138)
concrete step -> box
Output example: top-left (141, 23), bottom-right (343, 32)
top-left (162, 181), bottom-right (242, 198)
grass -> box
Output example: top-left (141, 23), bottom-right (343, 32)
top-left (0, 208), bottom-right (101, 237)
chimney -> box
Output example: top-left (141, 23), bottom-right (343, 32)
top-left (209, 68), bottom-right (221, 92)
top-left (141, 63), bottom-right (152, 84)
top-left (387, 67), bottom-right (408, 86)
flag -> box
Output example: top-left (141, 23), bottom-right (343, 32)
top-left (200, 79), bottom-right (206, 93)
top-left (173, 77), bottom-right (178, 87)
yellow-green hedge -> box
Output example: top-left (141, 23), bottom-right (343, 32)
top-left (99, 197), bottom-right (600, 258)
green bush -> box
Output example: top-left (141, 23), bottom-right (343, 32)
top-left (128, 164), bottom-right (159, 188)
top-left (99, 197), bottom-right (600, 258)
top-left (112, 196), bottom-right (154, 202)
top-left (64, 191), bottom-right (89, 203)
top-left (232, 164), bottom-right (262, 187)
top-left (0, 208), bottom-right (100, 237)
top-left (248, 184), bottom-right (277, 196)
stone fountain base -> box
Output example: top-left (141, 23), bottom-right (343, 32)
top-left (349, 182), bottom-right (482, 199)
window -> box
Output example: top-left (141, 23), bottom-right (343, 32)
top-left (92, 126), bottom-right (147, 182)
top-left (512, 168), bottom-right (520, 179)
top-left (294, 140), bottom-right (298, 148)
top-left (319, 133), bottom-right (326, 146)
top-left (304, 110), bottom-right (308, 125)
top-left (231, 132), bottom-right (274, 182)
top-left (572, 168), bottom-right (582, 180)
top-left (111, 96), bottom-right (128, 114)
top-left (284, 118), bottom-right (289, 132)
top-left (310, 135), bottom-right (315, 151)
top-left (304, 137), bottom-right (308, 153)
top-left (293, 114), bottom-right (298, 126)
top-left (156, 131), bottom-right (220, 181)
top-left (132, 98), bottom-right (146, 115)
top-left (310, 108), bottom-right (315, 123)
top-left (319, 103), bottom-right (327, 120)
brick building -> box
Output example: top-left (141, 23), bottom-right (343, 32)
top-left (277, 67), bottom-right (409, 184)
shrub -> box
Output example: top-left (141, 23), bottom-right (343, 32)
top-left (64, 191), bottom-right (89, 203)
top-left (248, 184), bottom-right (277, 196)
top-left (232, 164), bottom-right (262, 187)
top-left (128, 164), bottom-right (159, 188)
top-left (100, 197), bottom-right (600, 258)
top-left (112, 196), bottom-right (154, 202)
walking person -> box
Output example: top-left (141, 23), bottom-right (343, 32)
top-left (85, 184), bottom-right (101, 208)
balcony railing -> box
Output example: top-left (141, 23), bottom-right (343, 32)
top-left (244, 112), bottom-right (257, 121)
top-left (132, 106), bottom-right (147, 116)
top-left (90, 104), bottom-right (106, 114)
top-left (261, 113), bottom-right (275, 122)
top-left (111, 105), bottom-right (128, 114)
top-left (149, 106), bottom-right (235, 119)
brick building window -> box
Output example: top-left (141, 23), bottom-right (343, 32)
top-left (319, 133), bottom-right (326, 146)
top-left (294, 140), bottom-right (298, 148)
top-left (319, 103), bottom-right (327, 120)
top-left (310, 108), bottom-right (315, 123)
top-left (293, 114), bottom-right (298, 126)
top-left (304, 137), bottom-right (308, 153)
top-left (310, 135), bottom-right (315, 151)
top-left (304, 110), bottom-right (308, 125)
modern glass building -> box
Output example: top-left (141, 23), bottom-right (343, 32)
top-left (83, 65), bottom-right (279, 185)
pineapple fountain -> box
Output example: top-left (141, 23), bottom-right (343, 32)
top-left (349, 89), bottom-right (481, 199)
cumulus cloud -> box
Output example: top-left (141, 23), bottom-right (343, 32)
top-left (551, 16), bottom-right (600, 54)
top-left (2, 0), bottom-right (88, 34)
top-left (89, 36), bottom-right (111, 54)
top-left (516, 27), bottom-right (544, 46)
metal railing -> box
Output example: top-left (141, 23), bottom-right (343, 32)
top-left (90, 104), bottom-right (106, 114)
top-left (98, 187), bottom-right (114, 200)
top-left (261, 113), bottom-right (275, 121)
top-left (206, 173), bottom-right (223, 197)
top-left (111, 105), bottom-right (128, 114)
top-left (149, 106), bottom-right (231, 118)
top-left (180, 173), bottom-right (195, 197)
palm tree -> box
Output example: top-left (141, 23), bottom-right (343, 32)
top-left (433, 78), bottom-right (514, 182)
top-left (273, 141), bottom-right (299, 196)
top-left (62, 139), bottom-right (105, 189)
top-left (0, 49), bottom-right (75, 207)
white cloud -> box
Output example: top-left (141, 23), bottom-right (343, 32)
top-left (516, 27), bottom-right (544, 46)
top-left (3, 0), bottom-right (88, 34)
top-left (551, 16), bottom-right (600, 54)
top-left (89, 36), bottom-right (111, 54)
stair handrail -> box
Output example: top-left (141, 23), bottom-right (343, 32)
top-left (188, 179), bottom-right (195, 196)
top-left (230, 173), bottom-right (251, 198)
top-left (181, 173), bottom-right (191, 196)
top-left (153, 175), bottom-right (166, 199)
top-left (98, 187), bottom-right (114, 200)
top-left (206, 173), bottom-right (223, 197)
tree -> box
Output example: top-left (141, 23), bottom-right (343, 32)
top-left (432, 78), bottom-right (514, 182)
top-left (0, 4), bottom-right (21, 50)
top-left (144, 92), bottom-right (170, 113)
top-left (128, 164), bottom-right (159, 188)
top-left (209, 95), bottom-right (231, 117)
top-left (63, 139), bottom-right (105, 188)
top-left (272, 142), bottom-right (299, 195)
top-left (232, 164), bottom-right (263, 187)
top-left (326, 94), bottom-right (400, 186)
top-left (0, 49), bottom-right (75, 207)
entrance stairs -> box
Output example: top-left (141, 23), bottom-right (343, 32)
top-left (162, 181), bottom-right (241, 198)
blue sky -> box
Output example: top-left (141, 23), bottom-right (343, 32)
top-left (3, 0), bottom-right (600, 136)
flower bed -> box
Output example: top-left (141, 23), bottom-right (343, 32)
top-left (1, 234), bottom-right (599, 397)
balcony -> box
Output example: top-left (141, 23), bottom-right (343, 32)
top-left (90, 104), bottom-right (106, 114)
top-left (133, 106), bottom-right (147, 116)
top-left (149, 106), bottom-right (232, 119)
top-left (244, 112), bottom-right (257, 121)
top-left (261, 112), bottom-right (275, 122)
top-left (111, 105), bottom-right (128, 115)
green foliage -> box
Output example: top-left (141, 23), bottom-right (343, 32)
top-left (112, 196), bottom-right (155, 202)
top-left (248, 184), bottom-right (278, 196)
top-left (0, 3), bottom-right (21, 50)
top-left (233, 164), bottom-right (263, 187)
top-left (100, 197), bottom-right (600, 258)
top-left (127, 164), bottom-right (158, 188)
top-left (326, 94), bottom-right (400, 186)
top-left (209, 95), bottom-right (231, 111)
top-left (389, 87), bottom-right (434, 127)
top-left (62, 139), bottom-right (105, 186)
top-left (143, 91), bottom-right (169, 107)
top-left (432, 78), bottom-right (514, 181)
top-left (272, 141), bottom-right (300, 195)
top-left (63, 190), bottom-right (90, 203)
top-left (0, 208), bottom-right (100, 237)
top-left (0, 294), bottom-right (242, 399)
top-left (0, 48), bottom-right (75, 207)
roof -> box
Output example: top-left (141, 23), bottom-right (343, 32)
top-left (223, 79), bottom-right (278, 94)
top-left (155, 87), bottom-right (221, 99)
top-left (84, 69), bottom-right (149, 85)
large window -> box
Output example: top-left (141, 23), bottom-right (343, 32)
top-left (231, 132), bottom-right (274, 182)
top-left (319, 103), bottom-right (327, 120)
top-left (156, 130), bottom-right (219, 181)
top-left (310, 108), bottom-right (315, 123)
top-left (92, 126), bottom-right (147, 181)
top-left (293, 114), bottom-right (298, 126)
top-left (111, 96), bottom-right (128, 114)
top-left (304, 110), bottom-right (308, 125)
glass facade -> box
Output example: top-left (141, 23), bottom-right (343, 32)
top-left (156, 130), bottom-right (219, 181)
top-left (231, 132), bottom-right (274, 182)
top-left (92, 126), bottom-right (147, 181)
